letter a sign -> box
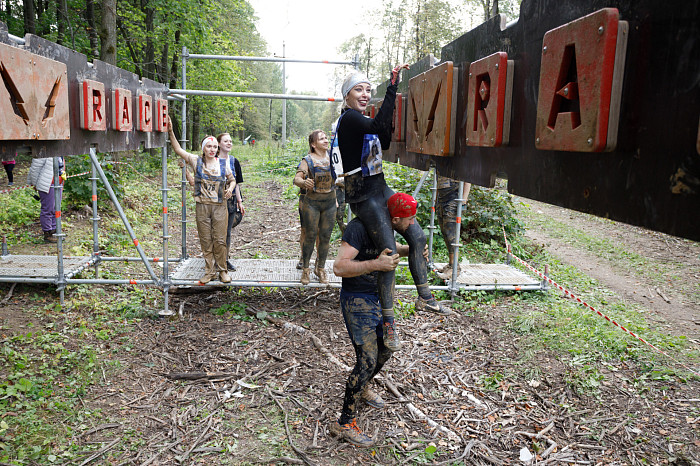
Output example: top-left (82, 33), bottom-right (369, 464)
top-left (535, 8), bottom-right (628, 152)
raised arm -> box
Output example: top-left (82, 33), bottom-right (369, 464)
top-left (166, 116), bottom-right (191, 161)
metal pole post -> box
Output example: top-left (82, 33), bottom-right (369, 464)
top-left (53, 157), bottom-right (65, 305)
top-left (91, 156), bottom-right (100, 277)
top-left (282, 42), bottom-right (286, 148)
top-left (427, 166), bottom-right (438, 267)
top-left (181, 45), bottom-right (188, 260)
top-left (449, 181), bottom-right (466, 298)
top-left (160, 146), bottom-right (172, 316)
top-left (88, 148), bottom-right (161, 283)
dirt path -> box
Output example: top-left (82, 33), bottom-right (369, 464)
top-left (2, 158), bottom-right (699, 464)
top-left (521, 197), bottom-right (700, 342)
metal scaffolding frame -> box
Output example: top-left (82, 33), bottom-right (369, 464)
top-left (0, 48), bottom-right (544, 315)
top-left (0, 151), bottom-right (546, 317)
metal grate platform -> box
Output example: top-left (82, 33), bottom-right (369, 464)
top-left (0, 255), bottom-right (93, 279)
top-left (171, 259), bottom-right (340, 284)
top-left (171, 258), bottom-right (542, 290)
top-left (434, 263), bottom-right (541, 287)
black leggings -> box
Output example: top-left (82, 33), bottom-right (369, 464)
top-left (350, 185), bottom-right (431, 311)
top-left (3, 164), bottom-right (13, 184)
top-left (300, 191), bottom-right (336, 269)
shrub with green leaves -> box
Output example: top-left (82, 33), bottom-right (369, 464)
top-left (62, 154), bottom-right (123, 209)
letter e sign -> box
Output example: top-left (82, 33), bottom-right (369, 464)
top-left (156, 99), bottom-right (168, 132)
top-left (138, 94), bottom-right (153, 132)
top-left (79, 80), bottom-right (107, 131)
top-left (535, 8), bottom-right (628, 152)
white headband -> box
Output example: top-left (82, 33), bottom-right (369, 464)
top-left (201, 136), bottom-right (217, 152)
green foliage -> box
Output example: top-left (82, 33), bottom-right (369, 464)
top-left (462, 186), bottom-right (524, 245)
top-left (0, 188), bottom-right (38, 228)
top-left (62, 154), bottom-right (123, 209)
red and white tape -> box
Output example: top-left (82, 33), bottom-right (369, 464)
top-left (502, 227), bottom-right (699, 377)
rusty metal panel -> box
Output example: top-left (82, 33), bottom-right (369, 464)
top-left (112, 88), bottom-right (133, 131)
top-left (78, 79), bottom-right (107, 131)
top-left (535, 8), bottom-right (627, 152)
top-left (466, 52), bottom-right (513, 147)
top-left (0, 25), bottom-right (167, 158)
top-left (0, 42), bottom-right (70, 140)
top-left (406, 62), bottom-right (456, 156)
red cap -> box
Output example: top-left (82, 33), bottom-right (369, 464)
top-left (387, 192), bottom-right (417, 218)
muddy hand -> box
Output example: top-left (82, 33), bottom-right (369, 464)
top-left (391, 64), bottom-right (410, 85)
top-left (376, 248), bottom-right (400, 271)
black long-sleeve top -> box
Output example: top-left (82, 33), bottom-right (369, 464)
top-left (337, 82), bottom-right (397, 203)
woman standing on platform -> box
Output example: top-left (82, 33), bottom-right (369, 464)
top-left (167, 117), bottom-right (236, 284)
top-left (335, 66), bottom-right (450, 352)
top-left (293, 130), bottom-right (337, 285)
top-left (216, 132), bottom-right (245, 272)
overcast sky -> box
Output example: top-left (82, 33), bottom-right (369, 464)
top-left (248, 0), bottom-right (373, 97)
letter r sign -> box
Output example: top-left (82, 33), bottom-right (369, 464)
top-left (535, 8), bottom-right (628, 152)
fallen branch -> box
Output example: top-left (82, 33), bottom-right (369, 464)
top-left (253, 306), bottom-right (460, 441)
top-left (78, 437), bottom-right (121, 466)
top-left (267, 387), bottom-right (316, 466)
top-left (1, 283), bottom-right (16, 305)
top-left (164, 372), bottom-right (236, 381)
top-left (78, 423), bottom-right (121, 439)
top-left (178, 416), bottom-right (213, 463)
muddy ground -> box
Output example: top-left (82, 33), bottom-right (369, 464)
top-left (1, 159), bottom-right (699, 465)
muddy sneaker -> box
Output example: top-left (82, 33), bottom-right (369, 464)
top-left (329, 419), bottom-right (374, 447)
top-left (226, 260), bottom-right (236, 272)
top-left (300, 268), bottom-right (311, 285)
top-left (219, 271), bottom-right (232, 283)
top-left (360, 387), bottom-right (385, 409)
top-left (382, 320), bottom-right (401, 352)
top-left (314, 266), bottom-right (329, 284)
top-left (415, 297), bottom-right (453, 315)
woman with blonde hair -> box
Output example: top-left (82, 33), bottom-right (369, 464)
top-left (167, 117), bottom-right (236, 284)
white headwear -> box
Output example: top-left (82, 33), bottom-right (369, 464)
top-left (201, 136), bottom-right (217, 152)
top-left (341, 72), bottom-right (370, 97)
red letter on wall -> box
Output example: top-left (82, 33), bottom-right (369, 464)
top-left (112, 88), bottom-right (133, 131)
top-left (535, 8), bottom-right (628, 152)
top-left (156, 99), bottom-right (168, 132)
top-left (465, 52), bottom-right (513, 147)
top-left (138, 94), bottom-right (153, 132)
top-left (79, 80), bottom-right (107, 131)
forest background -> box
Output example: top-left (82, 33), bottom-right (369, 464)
top-left (1, 0), bottom-right (520, 149)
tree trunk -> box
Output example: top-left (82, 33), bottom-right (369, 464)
top-left (158, 42), bottom-right (169, 83)
top-left (85, 0), bottom-right (99, 58)
top-left (169, 30), bottom-right (180, 89)
top-left (23, 0), bottom-right (36, 34)
top-left (56, 0), bottom-right (66, 44)
top-left (117, 18), bottom-right (143, 77)
top-left (192, 103), bottom-right (200, 153)
top-left (99, 0), bottom-right (117, 65)
top-left (141, 0), bottom-right (154, 79)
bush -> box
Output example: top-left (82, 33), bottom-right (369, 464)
top-left (62, 154), bottom-right (124, 209)
top-left (462, 186), bottom-right (524, 245)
